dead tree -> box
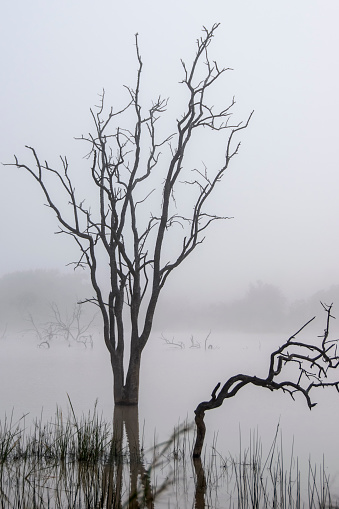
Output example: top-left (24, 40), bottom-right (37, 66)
top-left (25, 303), bottom-right (95, 348)
top-left (193, 303), bottom-right (339, 458)
top-left (6, 24), bottom-right (253, 405)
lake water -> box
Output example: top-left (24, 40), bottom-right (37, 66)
top-left (1, 325), bottom-right (339, 506)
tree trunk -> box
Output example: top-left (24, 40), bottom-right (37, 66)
top-left (193, 410), bottom-right (206, 458)
top-left (110, 352), bottom-right (126, 405)
top-left (111, 348), bottom-right (141, 406)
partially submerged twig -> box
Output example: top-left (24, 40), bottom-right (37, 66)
top-left (160, 333), bottom-right (185, 349)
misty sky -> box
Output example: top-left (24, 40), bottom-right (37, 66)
top-left (1, 1), bottom-right (339, 307)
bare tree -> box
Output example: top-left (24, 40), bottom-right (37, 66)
top-left (6, 24), bottom-right (252, 406)
top-left (193, 303), bottom-right (339, 458)
top-left (25, 303), bottom-right (95, 348)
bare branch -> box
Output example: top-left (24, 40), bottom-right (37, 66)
top-left (193, 304), bottom-right (339, 458)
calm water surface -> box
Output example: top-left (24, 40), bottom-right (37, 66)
top-left (1, 327), bottom-right (339, 505)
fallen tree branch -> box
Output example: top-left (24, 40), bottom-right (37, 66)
top-left (193, 303), bottom-right (339, 458)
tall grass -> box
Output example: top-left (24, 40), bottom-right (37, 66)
top-left (1, 406), bottom-right (339, 508)
top-left (198, 427), bottom-right (339, 509)
top-left (0, 404), bottom-right (188, 508)
top-left (0, 412), bottom-right (25, 464)
top-left (0, 399), bottom-right (113, 465)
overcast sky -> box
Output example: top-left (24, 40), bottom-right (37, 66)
top-left (1, 1), bottom-right (339, 306)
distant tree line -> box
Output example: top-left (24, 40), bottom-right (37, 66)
top-left (155, 281), bottom-right (339, 333)
top-left (0, 269), bottom-right (94, 331)
top-left (1, 270), bottom-right (339, 335)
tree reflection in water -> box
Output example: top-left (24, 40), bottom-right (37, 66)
top-left (101, 405), bottom-right (154, 508)
top-left (193, 457), bottom-right (207, 509)
top-left (101, 406), bottom-right (198, 508)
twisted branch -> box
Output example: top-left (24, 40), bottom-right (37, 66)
top-left (193, 303), bottom-right (339, 458)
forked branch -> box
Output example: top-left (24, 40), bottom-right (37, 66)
top-left (193, 303), bottom-right (339, 458)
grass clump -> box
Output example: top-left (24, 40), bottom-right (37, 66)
top-left (0, 398), bottom-right (113, 466)
top-left (1, 407), bottom-right (339, 508)
top-left (0, 412), bottom-right (24, 464)
top-left (67, 395), bottom-right (111, 463)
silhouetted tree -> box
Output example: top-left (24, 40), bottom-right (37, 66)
top-left (7, 24), bottom-right (252, 405)
top-left (193, 303), bottom-right (339, 458)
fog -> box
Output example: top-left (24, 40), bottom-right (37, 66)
top-left (1, 1), bottom-right (339, 315)
top-left (2, 270), bottom-right (339, 338)
top-left (2, 8), bottom-right (339, 505)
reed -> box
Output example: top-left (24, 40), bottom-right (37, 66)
top-left (1, 406), bottom-right (339, 508)
top-left (197, 428), bottom-right (339, 509)
top-left (0, 400), bottom-right (114, 466)
top-left (66, 395), bottom-right (111, 463)
top-left (0, 412), bottom-right (25, 464)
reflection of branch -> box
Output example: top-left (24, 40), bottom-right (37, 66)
top-left (193, 303), bottom-right (339, 458)
top-left (193, 457), bottom-right (207, 509)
